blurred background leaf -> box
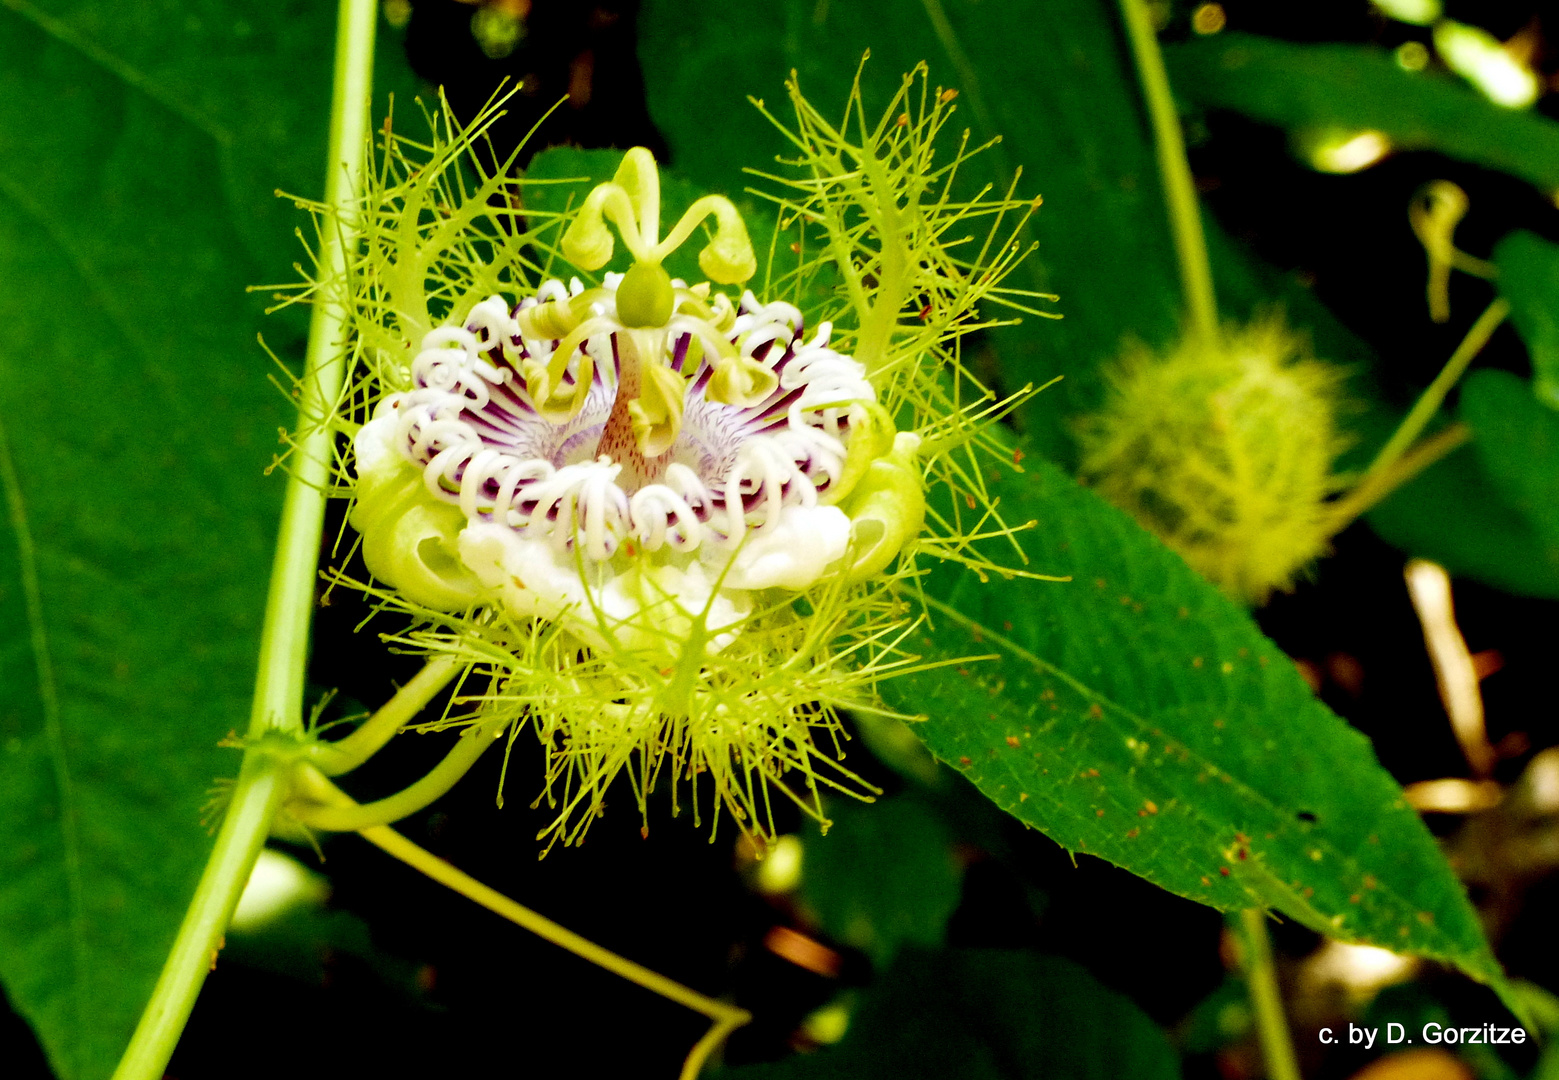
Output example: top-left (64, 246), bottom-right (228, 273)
top-left (1163, 34), bottom-right (1559, 192)
top-left (1461, 369), bottom-right (1559, 551)
top-left (1495, 231), bottom-right (1559, 409)
top-left (1361, 433), bottom-right (1559, 600)
top-left (0, 2), bottom-right (420, 1076)
top-left (719, 949), bottom-right (1182, 1080)
top-left (797, 794), bottom-right (963, 969)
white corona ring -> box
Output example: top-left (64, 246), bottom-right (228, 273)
top-left (354, 274), bottom-right (877, 654)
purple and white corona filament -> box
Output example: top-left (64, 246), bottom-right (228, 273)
top-left (354, 273), bottom-right (877, 652)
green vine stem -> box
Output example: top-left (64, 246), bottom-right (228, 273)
top-left (308, 656), bottom-right (463, 776)
top-left (1118, 0), bottom-right (1219, 347)
top-left (1238, 909), bottom-right (1303, 1080)
top-left (290, 719), bottom-right (505, 832)
top-left (108, 0), bottom-right (378, 1076)
top-left (1325, 297), bottom-right (1509, 532)
top-left (358, 824), bottom-right (752, 1079)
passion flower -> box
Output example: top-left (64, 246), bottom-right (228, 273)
top-left (293, 69), bottom-right (1049, 849)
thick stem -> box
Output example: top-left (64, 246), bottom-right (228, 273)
top-left (110, 754), bottom-right (288, 1080)
top-left (1119, 0), bottom-right (1219, 347)
top-left (1238, 909), bottom-right (1302, 1080)
top-left (109, 1), bottom-right (377, 1076)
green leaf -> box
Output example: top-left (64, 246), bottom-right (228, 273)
top-left (1495, 231), bottom-right (1559, 408)
top-left (721, 949), bottom-right (1181, 1080)
top-left (1461, 369), bottom-right (1559, 545)
top-left (1358, 383), bottom-right (1559, 600)
top-left (880, 445), bottom-right (1501, 988)
top-left (800, 794), bottom-right (962, 968)
top-left (1163, 33), bottom-right (1559, 192)
top-left (0, 3), bottom-right (420, 1076)
top-left (1364, 436), bottom-right (1559, 600)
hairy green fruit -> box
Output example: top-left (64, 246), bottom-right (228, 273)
top-left (1077, 318), bottom-right (1348, 604)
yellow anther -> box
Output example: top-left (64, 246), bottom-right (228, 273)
top-left (628, 361), bottom-right (690, 457)
top-left (705, 354), bottom-right (778, 408)
top-left (518, 297), bottom-right (582, 341)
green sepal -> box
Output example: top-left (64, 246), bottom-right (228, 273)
top-left (840, 432), bottom-right (926, 583)
top-left (350, 451), bottom-right (483, 611)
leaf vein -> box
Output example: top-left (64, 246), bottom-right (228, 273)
top-left (922, 593), bottom-right (1464, 957)
top-left (0, 416), bottom-right (88, 1072)
top-left (0, 0), bottom-right (233, 148)
top-left (0, 174), bottom-right (156, 366)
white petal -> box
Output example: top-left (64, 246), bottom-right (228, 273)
top-left (716, 505), bottom-right (851, 590)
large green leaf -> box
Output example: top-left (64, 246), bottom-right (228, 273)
top-left (1495, 231), bottom-right (1559, 409)
top-left (881, 445), bottom-right (1501, 987)
top-left (1164, 33), bottom-right (1559, 192)
top-left (0, 3), bottom-right (420, 1076)
top-left (637, 0), bottom-right (1501, 986)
